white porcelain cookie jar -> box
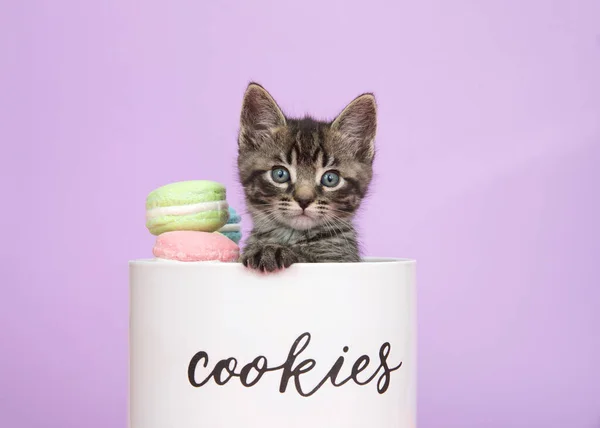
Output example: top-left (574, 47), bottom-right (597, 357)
top-left (129, 258), bottom-right (416, 428)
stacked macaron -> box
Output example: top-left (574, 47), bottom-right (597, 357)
top-left (217, 207), bottom-right (242, 244)
top-left (145, 180), bottom-right (242, 262)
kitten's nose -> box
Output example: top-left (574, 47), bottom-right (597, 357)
top-left (295, 197), bottom-right (313, 210)
top-left (294, 185), bottom-right (315, 210)
top-left (293, 185), bottom-right (315, 210)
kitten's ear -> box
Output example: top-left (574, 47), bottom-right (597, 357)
top-left (240, 83), bottom-right (286, 133)
top-left (331, 93), bottom-right (377, 161)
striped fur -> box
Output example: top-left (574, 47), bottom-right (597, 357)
top-left (237, 83), bottom-right (377, 271)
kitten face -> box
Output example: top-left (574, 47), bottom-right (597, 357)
top-left (237, 83), bottom-right (377, 231)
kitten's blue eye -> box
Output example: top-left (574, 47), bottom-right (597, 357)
top-left (271, 167), bottom-right (290, 183)
top-left (321, 171), bottom-right (340, 187)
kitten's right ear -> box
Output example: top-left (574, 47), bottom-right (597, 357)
top-left (331, 93), bottom-right (377, 162)
top-left (239, 83), bottom-right (286, 133)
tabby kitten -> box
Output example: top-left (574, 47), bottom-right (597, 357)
top-left (237, 83), bottom-right (377, 272)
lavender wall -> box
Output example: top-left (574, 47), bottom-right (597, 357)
top-left (2, 0), bottom-right (599, 427)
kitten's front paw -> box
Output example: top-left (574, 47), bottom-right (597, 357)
top-left (241, 244), bottom-right (298, 272)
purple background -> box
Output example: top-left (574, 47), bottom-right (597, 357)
top-left (2, 0), bottom-right (599, 427)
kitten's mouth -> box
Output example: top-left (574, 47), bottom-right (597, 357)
top-left (287, 212), bottom-right (318, 230)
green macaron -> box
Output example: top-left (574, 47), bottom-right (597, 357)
top-left (145, 180), bottom-right (230, 235)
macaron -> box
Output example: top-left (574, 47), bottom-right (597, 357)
top-left (153, 230), bottom-right (240, 262)
top-left (146, 180), bottom-right (229, 235)
top-left (218, 207), bottom-right (242, 244)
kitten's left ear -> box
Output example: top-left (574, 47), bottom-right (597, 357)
top-left (331, 93), bottom-right (377, 161)
top-left (240, 83), bottom-right (286, 132)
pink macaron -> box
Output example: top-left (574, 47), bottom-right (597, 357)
top-left (153, 230), bottom-right (239, 262)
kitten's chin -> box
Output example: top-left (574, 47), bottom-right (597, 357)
top-left (286, 214), bottom-right (318, 231)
